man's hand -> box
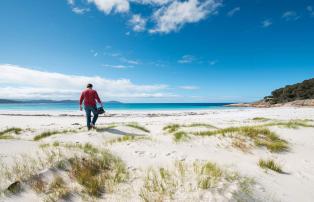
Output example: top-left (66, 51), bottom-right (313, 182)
top-left (80, 105), bottom-right (83, 111)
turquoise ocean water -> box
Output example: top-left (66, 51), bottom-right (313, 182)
top-left (0, 102), bottom-right (235, 111)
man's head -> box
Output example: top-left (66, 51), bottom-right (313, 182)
top-left (86, 83), bottom-right (93, 89)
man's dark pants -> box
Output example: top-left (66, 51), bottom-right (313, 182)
top-left (84, 106), bottom-right (98, 129)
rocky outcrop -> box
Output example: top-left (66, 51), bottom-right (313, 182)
top-left (226, 99), bottom-right (314, 108)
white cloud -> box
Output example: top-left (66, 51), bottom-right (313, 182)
top-left (227, 7), bottom-right (240, 17)
top-left (178, 55), bottom-right (195, 64)
top-left (132, 0), bottom-right (171, 5)
top-left (87, 0), bottom-right (130, 14)
top-left (0, 64), bottom-right (172, 100)
top-left (125, 59), bottom-right (139, 65)
top-left (179, 85), bottom-right (199, 90)
top-left (208, 60), bottom-right (217, 65)
top-left (65, 0), bottom-right (222, 34)
top-left (72, 7), bottom-right (90, 14)
top-left (129, 14), bottom-right (147, 32)
top-left (282, 11), bottom-right (300, 21)
top-left (149, 0), bottom-right (222, 33)
top-left (306, 6), bottom-right (314, 16)
top-left (67, 0), bottom-right (75, 5)
top-left (261, 19), bottom-right (272, 28)
top-left (102, 64), bottom-right (133, 69)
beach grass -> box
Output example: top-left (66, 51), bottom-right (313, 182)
top-left (126, 123), bottom-right (150, 133)
top-left (163, 124), bottom-right (180, 133)
top-left (106, 135), bottom-right (150, 144)
top-left (33, 129), bottom-right (77, 141)
top-left (139, 160), bottom-right (254, 201)
top-left (0, 145), bottom-right (128, 199)
top-left (0, 127), bottom-right (22, 139)
top-left (194, 161), bottom-right (223, 189)
top-left (194, 126), bottom-right (288, 152)
top-left (263, 119), bottom-right (314, 129)
top-left (258, 159), bottom-right (283, 173)
top-left (163, 123), bottom-right (217, 134)
top-left (45, 176), bottom-right (71, 201)
top-left (173, 131), bottom-right (189, 142)
top-left (252, 117), bottom-right (271, 121)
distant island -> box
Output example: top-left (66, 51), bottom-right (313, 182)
top-left (228, 78), bottom-right (314, 107)
top-left (0, 99), bottom-right (123, 104)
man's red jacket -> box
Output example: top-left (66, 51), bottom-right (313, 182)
top-left (79, 89), bottom-right (101, 107)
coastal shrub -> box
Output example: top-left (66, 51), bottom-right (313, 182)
top-left (126, 123), bottom-right (150, 133)
top-left (268, 78), bottom-right (314, 104)
top-left (258, 159), bottom-right (283, 173)
top-left (194, 126), bottom-right (288, 152)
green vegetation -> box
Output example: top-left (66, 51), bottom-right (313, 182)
top-left (0, 127), bottom-right (22, 139)
top-left (194, 126), bottom-right (288, 152)
top-left (163, 123), bottom-right (217, 134)
top-left (126, 123), bottom-right (150, 133)
top-left (266, 78), bottom-right (314, 104)
top-left (194, 162), bottom-right (223, 189)
top-left (263, 119), bottom-right (314, 129)
top-left (139, 160), bottom-right (255, 202)
top-left (252, 117), bottom-right (271, 122)
top-left (69, 151), bottom-right (128, 197)
top-left (258, 159), bottom-right (283, 173)
top-left (163, 124), bottom-right (180, 133)
top-left (0, 144), bottom-right (128, 199)
top-left (106, 135), bottom-right (150, 144)
top-left (173, 131), bottom-right (189, 142)
top-left (33, 129), bottom-right (77, 141)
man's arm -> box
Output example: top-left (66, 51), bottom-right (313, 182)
top-left (79, 92), bottom-right (84, 110)
top-left (95, 91), bottom-right (103, 107)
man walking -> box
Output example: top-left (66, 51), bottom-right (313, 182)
top-left (79, 83), bottom-right (103, 130)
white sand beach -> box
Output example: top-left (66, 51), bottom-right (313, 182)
top-left (1, 107), bottom-right (314, 202)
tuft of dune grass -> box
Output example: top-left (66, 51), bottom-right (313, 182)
top-left (106, 135), bottom-right (150, 144)
top-left (173, 131), bottom-right (189, 142)
top-left (252, 117), bottom-right (271, 122)
top-left (163, 124), bottom-right (180, 133)
top-left (33, 129), bottom-right (77, 141)
top-left (0, 127), bottom-right (22, 139)
top-left (140, 160), bottom-right (255, 202)
top-left (258, 159), bottom-right (283, 173)
top-left (194, 126), bottom-right (288, 152)
top-left (0, 144), bottom-right (128, 199)
top-left (263, 119), bottom-right (314, 129)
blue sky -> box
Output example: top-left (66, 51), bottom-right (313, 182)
top-left (0, 0), bottom-right (313, 102)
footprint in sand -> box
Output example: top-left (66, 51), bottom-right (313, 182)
top-left (135, 150), bottom-right (145, 156)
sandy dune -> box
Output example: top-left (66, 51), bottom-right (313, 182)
top-left (0, 107), bottom-right (314, 201)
